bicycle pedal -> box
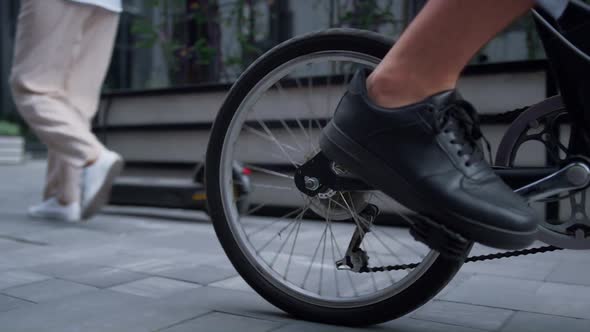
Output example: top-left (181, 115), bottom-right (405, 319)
top-left (410, 217), bottom-right (470, 261)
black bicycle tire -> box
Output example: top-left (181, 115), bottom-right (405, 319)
top-left (206, 28), bottom-right (468, 326)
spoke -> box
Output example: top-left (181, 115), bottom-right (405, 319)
top-left (245, 202), bottom-right (266, 216)
top-left (250, 114), bottom-right (301, 167)
top-left (347, 204), bottom-right (392, 289)
top-left (251, 183), bottom-right (295, 191)
top-left (329, 231), bottom-right (341, 297)
top-left (326, 196), bottom-right (365, 297)
top-left (302, 223), bottom-right (328, 289)
top-left (336, 194), bottom-right (398, 289)
top-left (306, 71), bottom-right (323, 154)
top-left (354, 198), bottom-right (425, 260)
top-left (243, 125), bottom-right (301, 153)
top-left (363, 235), bottom-right (396, 284)
top-left (325, 72), bottom-right (332, 119)
top-left (292, 67), bottom-right (325, 153)
top-left (283, 213), bottom-right (303, 280)
top-left (293, 77), bottom-right (316, 140)
top-left (279, 118), bottom-right (306, 152)
top-left (270, 210), bottom-right (303, 268)
top-left (306, 68), bottom-right (326, 129)
top-left (328, 223), bottom-right (359, 297)
top-left (275, 81), bottom-right (312, 141)
top-left (246, 206), bottom-right (304, 237)
top-left (367, 226), bottom-right (406, 264)
top-left (221, 53), bottom-right (390, 303)
top-left (378, 227), bottom-right (426, 259)
top-left (242, 164), bottom-right (293, 180)
top-left (268, 82), bottom-right (307, 152)
top-left (326, 200), bottom-right (341, 297)
top-left (361, 241), bottom-right (379, 293)
top-left (334, 193), bottom-right (366, 237)
top-left (255, 205), bottom-right (309, 253)
top-left (319, 217), bottom-right (328, 295)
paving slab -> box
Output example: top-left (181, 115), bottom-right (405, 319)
top-left (441, 274), bottom-right (590, 320)
top-left (0, 270), bottom-right (51, 290)
top-left (154, 286), bottom-right (290, 324)
top-left (61, 266), bottom-right (147, 288)
top-left (0, 238), bottom-right (30, 252)
top-left (0, 289), bottom-right (210, 332)
top-left (2, 278), bottom-right (97, 303)
top-left (382, 317), bottom-right (495, 332)
top-left (209, 275), bottom-right (256, 293)
top-left (109, 277), bottom-right (201, 298)
top-left (271, 323), bottom-right (362, 332)
top-left (459, 257), bottom-right (559, 281)
top-left (0, 246), bottom-right (73, 271)
top-left (153, 264), bottom-right (238, 285)
top-left (0, 294), bottom-right (32, 313)
top-left (545, 261), bottom-right (590, 286)
top-left (412, 300), bottom-right (515, 331)
top-left (160, 311), bottom-right (282, 332)
top-left (29, 262), bottom-right (105, 279)
top-left (3, 162), bottom-right (590, 331)
top-left (500, 312), bottom-right (590, 332)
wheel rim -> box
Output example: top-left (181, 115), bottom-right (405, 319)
top-left (218, 50), bottom-right (439, 308)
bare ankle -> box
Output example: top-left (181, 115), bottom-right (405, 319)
top-left (58, 198), bottom-right (72, 206)
top-left (366, 70), bottom-right (456, 109)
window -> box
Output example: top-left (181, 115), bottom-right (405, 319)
top-left (104, 0), bottom-right (548, 92)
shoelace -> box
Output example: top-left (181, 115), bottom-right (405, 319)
top-left (433, 100), bottom-right (493, 166)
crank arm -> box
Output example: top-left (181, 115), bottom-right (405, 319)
top-left (516, 161), bottom-right (590, 203)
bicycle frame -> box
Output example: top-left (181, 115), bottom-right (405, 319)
top-left (534, 1), bottom-right (590, 155)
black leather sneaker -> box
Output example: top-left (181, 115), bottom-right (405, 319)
top-left (319, 69), bottom-right (538, 250)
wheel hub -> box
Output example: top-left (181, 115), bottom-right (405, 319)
top-left (295, 152), bottom-right (370, 220)
top-left (309, 190), bottom-right (369, 221)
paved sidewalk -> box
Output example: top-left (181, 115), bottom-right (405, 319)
top-left (1, 161), bottom-right (590, 331)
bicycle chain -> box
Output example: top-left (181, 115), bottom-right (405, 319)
top-left (360, 106), bottom-right (565, 273)
top-left (361, 245), bottom-right (563, 273)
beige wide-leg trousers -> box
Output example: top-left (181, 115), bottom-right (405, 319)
top-left (10, 0), bottom-right (119, 204)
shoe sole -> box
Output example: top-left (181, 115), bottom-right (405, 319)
top-left (29, 212), bottom-right (80, 223)
top-left (82, 157), bottom-right (124, 220)
top-left (319, 121), bottom-right (537, 250)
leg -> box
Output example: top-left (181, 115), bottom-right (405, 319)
top-left (66, 8), bottom-right (123, 219)
top-left (30, 149), bottom-right (81, 221)
top-left (66, 7), bottom-right (119, 127)
top-left (56, 157), bottom-right (83, 206)
top-left (9, 0), bottom-right (104, 168)
top-left (44, 150), bottom-right (82, 205)
top-left (44, 150), bottom-right (61, 201)
top-left (319, 0), bottom-right (539, 250)
top-left (368, 0), bottom-right (536, 108)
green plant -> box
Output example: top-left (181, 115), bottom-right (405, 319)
top-left (132, 0), bottom-right (269, 84)
top-left (222, 0), bottom-right (266, 71)
top-left (318, 0), bottom-right (403, 34)
top-left (0, 120), bottom-right (21, 137)
top-left (133, 1), bottom-right (218, 64)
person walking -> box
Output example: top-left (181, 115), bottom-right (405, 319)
top-left (10, 0), bottom-right (124, 222)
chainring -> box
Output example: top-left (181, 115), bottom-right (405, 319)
top-left (496, 96), bottom-right (590, 249)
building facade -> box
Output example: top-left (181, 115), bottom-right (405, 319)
top-left (0, 0), bottom-right (545, 121)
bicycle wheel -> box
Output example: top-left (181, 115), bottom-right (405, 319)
top-left (206, 29), bottom-right (468, 326)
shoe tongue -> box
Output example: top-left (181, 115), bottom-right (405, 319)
top-left (426, 90), bottom-right (462, 109)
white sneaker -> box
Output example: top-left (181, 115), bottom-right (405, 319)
top-left (28, 198), bottom-right (81, 222)
top-left (81, 149), bottom-right (124, 219)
